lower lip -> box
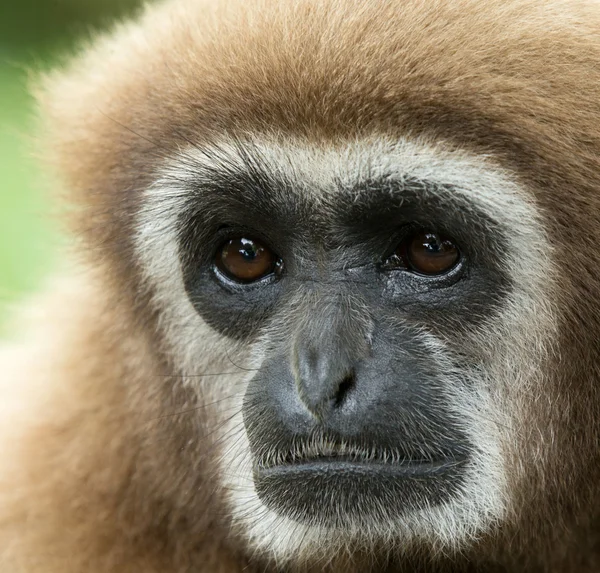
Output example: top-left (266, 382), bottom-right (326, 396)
top-left (253, 456), bottom-right (468, 525)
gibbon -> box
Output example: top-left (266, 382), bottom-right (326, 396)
top-left (2, 0), bottom-right (600, 571)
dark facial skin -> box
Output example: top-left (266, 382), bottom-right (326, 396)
top-left (178, 146), bottom-right (511, 527)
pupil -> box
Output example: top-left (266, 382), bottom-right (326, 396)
top-left (424, 234), bottom-right (441, 253)
top-left (240, 239), bottom-right (258, 260)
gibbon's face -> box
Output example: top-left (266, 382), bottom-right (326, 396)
top-left (136, 137), bottom-right (554, 558)
top-left (46, 0), bottom-right (600, 565)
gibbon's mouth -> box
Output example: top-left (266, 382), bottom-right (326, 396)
top-left (259, 454), bottom-right (464, 476)
top-left (253, 446), bottom-right (469, 526)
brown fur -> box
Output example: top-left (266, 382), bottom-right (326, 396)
top-left (2, 0), bottom-right (600, 570)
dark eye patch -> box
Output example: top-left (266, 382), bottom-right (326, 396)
top-left (175, 158), bottom-right (512, 342)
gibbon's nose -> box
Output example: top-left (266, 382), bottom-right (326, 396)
top-left (294, 341), bottom-right (357, 419)
top-left (291, 299), bottom-right (371, 421)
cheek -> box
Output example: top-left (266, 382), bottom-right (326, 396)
top-left (181, 255), bottom-right (283, 340)
top-left (438, 299), bottom-right (559, 515)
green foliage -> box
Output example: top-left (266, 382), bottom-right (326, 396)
top-left (0, 0), bottom-right (142, 335)
top-left (1, 1), bottom-right (141, 55)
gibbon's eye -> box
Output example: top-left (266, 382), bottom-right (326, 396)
top-left (215, 237), bottom-right (281, 283)
top-left (385, 231), bottom-right (460, 276)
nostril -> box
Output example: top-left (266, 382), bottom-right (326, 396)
top-left (333, 373), bottom-right (355, 408)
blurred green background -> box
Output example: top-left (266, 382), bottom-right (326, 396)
top-left (0, 0), bottom-right (142, 336)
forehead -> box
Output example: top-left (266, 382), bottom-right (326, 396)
top-left (46, 0), bottom-right (600, 180)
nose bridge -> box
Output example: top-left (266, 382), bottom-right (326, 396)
top-left (292, 291), bottom-right (372, 418)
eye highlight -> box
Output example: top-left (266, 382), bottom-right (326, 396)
top-left (384, 230), bottom-right (460, 276)
top-left (215, 237), bottom-right (281, 283)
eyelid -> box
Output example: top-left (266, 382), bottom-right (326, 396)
top-left (211, 225), bottom-right (280, 257)
top-left (380, 224), bottom-right (420, 262)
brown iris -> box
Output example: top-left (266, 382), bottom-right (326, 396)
top-left (405, 231), bottom-right (460, 275)
top-left (216, 237), bottom-right (279, 283)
